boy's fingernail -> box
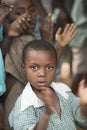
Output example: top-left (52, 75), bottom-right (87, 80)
top-left (22, 17), bottom-right (25, 21)
top-left (18, 20), bottom-right (21, 23)
top-left (9, 8), bottom-right (13, 11)
top-left (10, 5), bottom-right (14, 8)
top-left (17, 25), bottom-right (19, 28)
top-left (27, 18), bottom-right (30, 21)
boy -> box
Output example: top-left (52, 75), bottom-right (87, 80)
top-left (9, 39), bottom-right (87, 130)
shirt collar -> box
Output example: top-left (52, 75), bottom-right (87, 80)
top-left (21, 82), bottom-right (71, 111)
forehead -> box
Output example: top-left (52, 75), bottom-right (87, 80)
top-left (26, 50), bottom-right (57, 63)
top-left (2, 0), bottom-right (33, 6)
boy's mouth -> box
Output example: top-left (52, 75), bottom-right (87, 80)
top-left (37, 81), bottom-right (48, 87)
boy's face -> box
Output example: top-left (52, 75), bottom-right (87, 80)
top-left (23, 50), bottom-right (57, 91)
top-left (3, 0), bottom-right (37, 33)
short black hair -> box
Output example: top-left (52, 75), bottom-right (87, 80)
top-left (22, 39), bottom-right (57, 64)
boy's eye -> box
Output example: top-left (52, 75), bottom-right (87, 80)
top-left (29, 6), bottom-right (36, 14)
top-left (46, 66), bottom-right (54, 71)
top-left (31, 66), bottom-right (38, 71)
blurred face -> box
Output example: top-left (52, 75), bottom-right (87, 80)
top-left (2, 0), bottom-right (37, 33)
top-left (23, 50), bottom-right (57, 91)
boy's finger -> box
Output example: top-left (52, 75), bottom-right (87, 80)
top-left (63, 24), bottom-right (70, 33)
top-left (56, 27), bottom-right (62, 35)
top-left (67, 24), bottom-right (77, 33)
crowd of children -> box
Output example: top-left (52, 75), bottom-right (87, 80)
top-left (0, 0), bottom-right (87, 130)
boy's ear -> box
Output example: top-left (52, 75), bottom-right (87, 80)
top-left (21, 64), bottom-right (25, 70)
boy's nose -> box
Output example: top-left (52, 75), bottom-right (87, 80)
top-left (38, 69), bottom-right (46, 77)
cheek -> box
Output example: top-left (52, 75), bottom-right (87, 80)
top-left (25, 69), bottom-right (36, 81)
top-left (25, 69), bottom-right (31, 80)
top-left (47, 71), bottom-right (56, 81)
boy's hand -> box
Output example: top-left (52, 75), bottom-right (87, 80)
top-left (8, 15), bottom-right (35, 37)
top-left (0, 4), bottom-right (13, 25)
top-left (8, 17), bottom-right (29, 37)
top-left (55, 23), bottom-right (77, 47)
top-left (38, 87), bottom-right (55, 115)
top-left (39, 13), bottom-right (54, 43)
top-left (8, 18), bottom-right (20, 37)
top-left (36, 87), bottom-right (60, 115)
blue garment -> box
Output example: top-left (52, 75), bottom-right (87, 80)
top-left (0, 27), bottom-right (6, 96)
top-left (33, 17), bottom-right (42, 39)
top-left (0, 26), bottom-right (3, 42)
top-left (0, 49), bottom-right (6, 96)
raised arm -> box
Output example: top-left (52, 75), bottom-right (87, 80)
top-left (55, 23), bottom-right (77, 60)
top-left (0, 3), bottom-right (13, 26)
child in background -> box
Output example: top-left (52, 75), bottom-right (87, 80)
top-left (72, 73), bottom-right (87, 97)
top-left (9, 39), bottom-right (87, 130)
top-left (71, 73), bottom-right (87, 130)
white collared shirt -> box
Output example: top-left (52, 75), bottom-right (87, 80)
top-left (9, 82), bottom-right (87, 130)
top-left (21, 82), bottom-right (71, 111)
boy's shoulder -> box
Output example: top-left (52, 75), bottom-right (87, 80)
top-left (51, 82), bottom-right (71, 99)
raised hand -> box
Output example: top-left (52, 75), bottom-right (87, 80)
top-left (55, 23), bottom-right (77, 60)
top-left (55, 23), bottom-right (77, 47)
top-left (0, 4), bottom-right (13, 25)
top-left (8, 16), bottom-right (25, 37)
top-left (39, 13), bottom-right (54, 43)
top-left (8, 15), bottom-right (34, 37)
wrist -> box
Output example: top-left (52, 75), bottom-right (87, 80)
top-left (55, 42), bottom-right (64, 49)
top-left (43, 112), bottom-right (51, 119)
